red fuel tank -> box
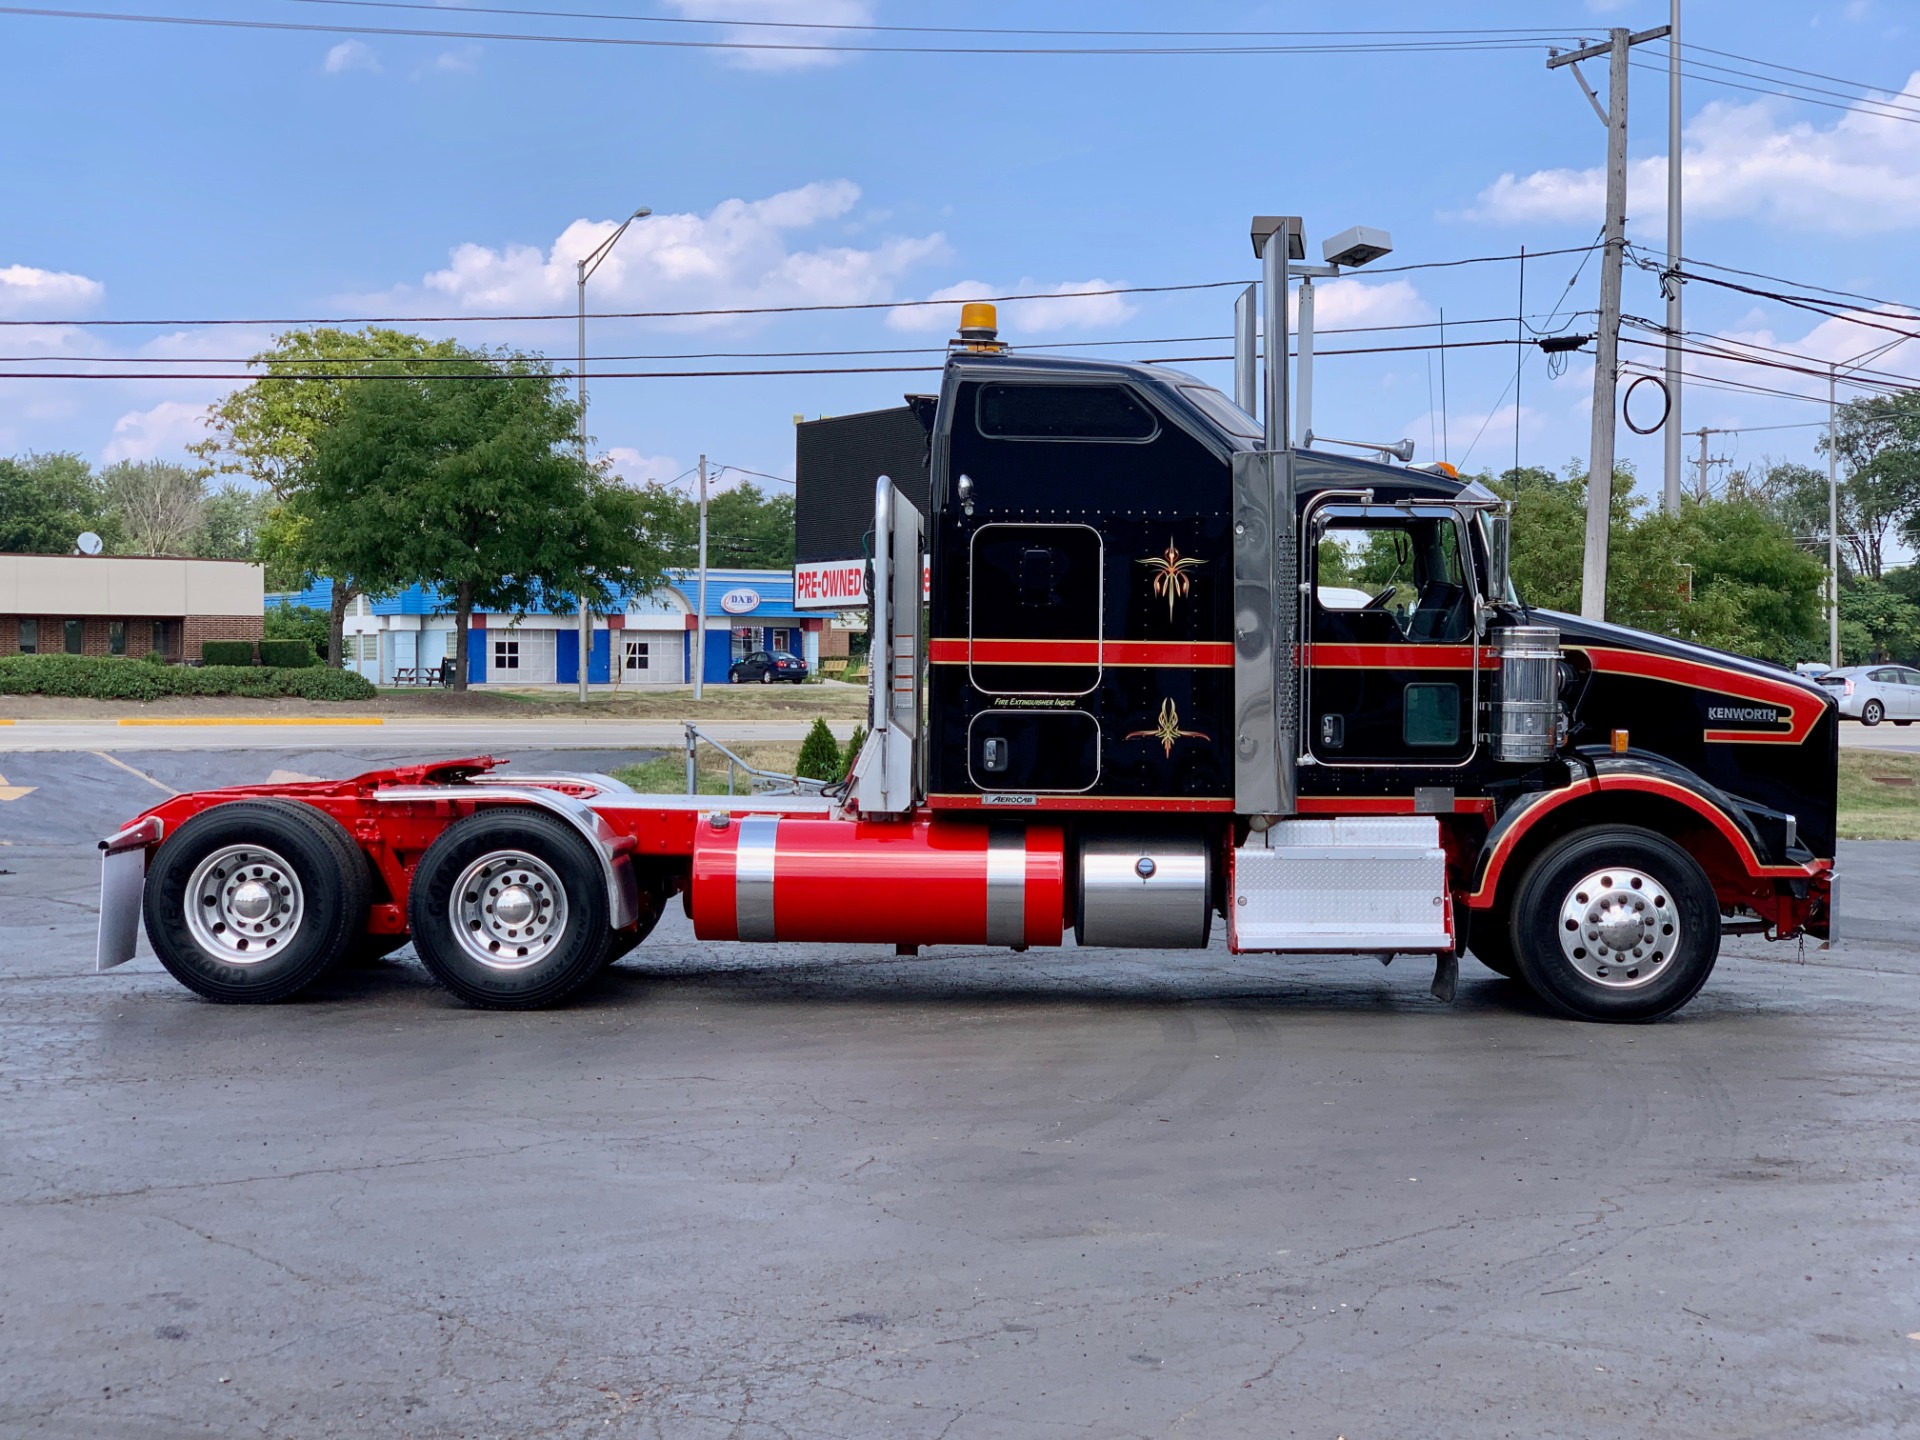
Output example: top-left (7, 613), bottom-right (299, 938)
top-left (691, 815), bottom-right (1065, 947)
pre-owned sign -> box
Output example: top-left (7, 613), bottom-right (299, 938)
top-left (792, 558), bottom-right (928, 610)
top-left (792, 559), bottom-right (867, 609)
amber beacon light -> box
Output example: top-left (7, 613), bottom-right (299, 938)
top-left (958, 302), bottom-right (1004, 352)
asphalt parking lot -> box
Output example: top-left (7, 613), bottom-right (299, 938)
top-left (2, 747), bottom-right (1918, 1438)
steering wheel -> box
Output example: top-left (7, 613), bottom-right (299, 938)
top-left (1361, 586), bottom-right (1399, 610)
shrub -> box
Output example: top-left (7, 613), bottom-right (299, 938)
top-left (258, 638), bottom-right (316, 669)
top-left (200, 640), bottom-right (255, 667)
top-left (0, 654), bottom-right (375, 703)
top-left (796, 717), bottom-right (842, 781)
top-left (839, 724), bottom-right (867, 781)
top-left (265, 602), bottom-right (332, 662)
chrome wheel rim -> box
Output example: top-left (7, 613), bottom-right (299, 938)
top-left (447, 850), bottom-right (569, 971)
top-left (184, 844), bottom-right (306, 965)
top-left (1556, 866), bottom-right (1679, 989)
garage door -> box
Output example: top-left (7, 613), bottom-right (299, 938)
top-left (620, 632), bottom-right (683, 686)
top-left (488, 626), bottom-right (556, 685)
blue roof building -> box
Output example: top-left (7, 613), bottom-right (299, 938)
top-left (274, 569), bottom-right (824, 687)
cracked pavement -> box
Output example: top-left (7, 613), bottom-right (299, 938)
top-left (2, 747), bottom-right (1918, 1436)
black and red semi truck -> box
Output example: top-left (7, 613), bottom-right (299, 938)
top-left (95, 304), bottom-right (1836, 1022)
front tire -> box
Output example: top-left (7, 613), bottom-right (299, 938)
top-left (408, 809), bottom-right (611, 1009)
top-left (759, 670), bottom-right (773, 684)
top-left (1862, 699), bottom-right (1884, 726)
top-left (1510, 826), bottom-right (1720, 1022)
top-left (144, 800), bottom-right (369, 1003)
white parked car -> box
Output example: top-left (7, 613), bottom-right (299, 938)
top-left (1814, 664), bottom-right (1920, 726)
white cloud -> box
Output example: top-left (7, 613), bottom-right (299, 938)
top-left (664, 0), bottom-right (875, 72)
top-left (1464, 72), bottom-right (1920, 234)
top-left (406, 181), bottom-right (946, 329)
top-left (324, 40), bottom-right (382, 75)
top-left (1295, 277), bottom-right (1432, 331)
top-left (102, 401), bottom-right (210, 464)
top-left (424, 46), bottom-right (480, 75)
top-left (885, 279), bottom-right (1138, 335)
top-left (604, 448), bottom-right (685, 486)
top-left (0, 263), bottom-right (104, 318)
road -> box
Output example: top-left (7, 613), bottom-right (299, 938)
top-left (2, 749), bottom-right (1917, 1438)
top-left (1841, 722), bottom-right (1920, 753)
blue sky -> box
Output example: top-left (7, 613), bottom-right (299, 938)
top-left (3, 0), bottom-right (1917, 532)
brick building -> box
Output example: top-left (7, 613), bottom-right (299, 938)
top-left (0, 554), bottom-right (264, 661)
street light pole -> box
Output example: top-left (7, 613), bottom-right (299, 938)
top-left (574, 205), bottom-right (652, 703)
top-left (1825, 335), bottom-right (1906, 667)
top-left (694, 454), bottom-right (710, 700)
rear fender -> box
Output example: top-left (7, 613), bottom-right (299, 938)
top-left (372, 785), bottom-right (640, 930)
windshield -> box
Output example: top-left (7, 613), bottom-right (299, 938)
top-left (1179, 384), bottom-right (1263, 442)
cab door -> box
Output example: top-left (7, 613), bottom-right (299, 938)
top-left (1303, 503), bottom-right (1480, 766)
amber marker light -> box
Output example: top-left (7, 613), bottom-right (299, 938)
top-left (1612, 729), bottom-right (1630, 753)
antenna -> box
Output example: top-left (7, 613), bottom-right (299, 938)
top-left (76, 531), bottom-right (104, 556)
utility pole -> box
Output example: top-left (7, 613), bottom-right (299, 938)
top-left (1690, 426), bottom-right (1731, 501)
top-left (1549, 24), bottom-right (1670, 621)
top-left (693, 453), bottom-right (710, 701)
top-left (1663, 0), bottom-right (1684, 515)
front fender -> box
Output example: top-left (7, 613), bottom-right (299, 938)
top-left (1468, 752), bottom-right (1814, 909)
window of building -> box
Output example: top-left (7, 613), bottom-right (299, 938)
top-left (64, 619), bottom-right (84, 654)
top-left (623, 639), bottom-right (650, 672)
top-left (770, 628), bottom-right (792, 654)
top-left (360, 634), bottom-right (380, 662)
top-left (493, 637), bottom-right (520, 671)
top-left (108, 621), bottom-right (126, 656)
top-left (731, 628), bottom-right (756, 661)
top-left (151, 620), bottom-right (179, 658)
top-left (17, 619), bottom-right (37, 654)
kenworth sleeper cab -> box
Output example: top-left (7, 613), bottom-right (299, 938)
top-left (96, 306), bottom-right (1837, 1023)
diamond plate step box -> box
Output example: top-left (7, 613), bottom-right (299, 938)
top-left (1229, 816), bottom-right (1452, 954)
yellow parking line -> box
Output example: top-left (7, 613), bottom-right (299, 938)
top-left (0, 719), bottom-right (13, 726)
top-left (117, 717), bottom-right (385, 727)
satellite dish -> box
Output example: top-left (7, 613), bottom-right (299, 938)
top-left (76, 532), bottom-right (104, 556)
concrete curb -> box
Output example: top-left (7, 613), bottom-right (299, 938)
top-left (116, 717), bottom-right (386, 727)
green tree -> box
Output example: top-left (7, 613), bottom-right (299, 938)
top-left (195, 328), bottom-right (464, 666)
top-left (306, 350), bottom-right (682, 691)
top-left (1482, 463), bottom-right (1822, 662)
top-left (100, 460), bottom-right (207, 555)
top-left (196, 482), bottom-right (275, 565)
top-left (0, 452), bottom-right (116, 553)
top-left (1839, 579), bottom-right (1920, 664)
top-left (264, 603), bottom-right (334, 663)
top-left (706, 483), bottom-right (796, 567)
top-left (796, 718), bottom-right (841, 780)
top-left (1820, 391), bottom-right (1920, 580)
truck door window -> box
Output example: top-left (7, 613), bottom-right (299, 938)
top-left (1307, 509), bottom-right (1477, 765)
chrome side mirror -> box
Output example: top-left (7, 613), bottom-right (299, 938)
top-left (1486, 510), bottom-right (1511, 606)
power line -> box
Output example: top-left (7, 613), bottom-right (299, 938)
top-left (0, 246), bottom-right (1600, 330)
top-left (282, 2), bottom-right (1594, 44)
top-left (0, 314), bottom-right (1553, 367)
top-left (1685, 42), bottom-right (1920, 111)
top-left (0, 6), bottom-right (1577, 57)
top-left (1628, 58), bottom-right (1920, 126)
top-left (0, 335), bottom-right (1541, 383)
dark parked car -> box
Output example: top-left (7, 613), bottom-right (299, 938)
top-left (729, 649), bottom-right (809, 684)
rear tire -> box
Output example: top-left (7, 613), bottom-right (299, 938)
top-left (144, 800), bottom-right (369, 1003)
top-left (1510, 826), bottom-right (1719, 1022)
top-left (408, 809), bottom-right (611, 1009)
top-left (1862, 699), bottom-right (1884, 726)
top-left (759, 670), bottom-right (773, 684)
